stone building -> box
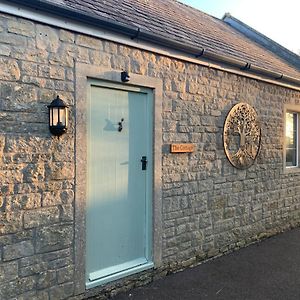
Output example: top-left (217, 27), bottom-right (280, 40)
top-left (0, 0), bottom-right (300, 299)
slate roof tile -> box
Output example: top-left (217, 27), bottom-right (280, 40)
top-left (39, 0), bottom-right (300, 79)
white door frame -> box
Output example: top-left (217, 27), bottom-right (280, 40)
top-left (74, 63), bottom-right (163, 295)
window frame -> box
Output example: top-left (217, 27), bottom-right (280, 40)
top-left (284, 104), bottom-right (300, 173)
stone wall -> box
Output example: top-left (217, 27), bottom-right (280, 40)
top-left (0, 12), bottom-right (300, 299)
top-left (0, 13), bottom-right (75, 300)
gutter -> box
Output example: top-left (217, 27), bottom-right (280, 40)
top-left (7, 0), bottom-right (139, 37)
top-left (137, 32), bottom-right (300, 87)
top-left (223, 13), bottom-right (300, 71)
top-left (5, 0), bottom-right (300, 88)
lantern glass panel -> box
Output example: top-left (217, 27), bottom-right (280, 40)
top-left (59, 107), bottom-right (66, 126)
top-left (52, 107), bottom-right (59, 126)
top-left (65, 108), bottom-right (68, 127)
top-left (49, 108), bottom-right (53, 125)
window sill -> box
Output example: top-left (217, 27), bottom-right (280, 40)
top-left (284, 166), bottom-right (300, 174)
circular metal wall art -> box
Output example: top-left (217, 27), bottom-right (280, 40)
top-left (223, 103), bottom-right (261, 169)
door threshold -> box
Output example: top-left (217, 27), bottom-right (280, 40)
top-left (86, 261), bottom-right (154, 289)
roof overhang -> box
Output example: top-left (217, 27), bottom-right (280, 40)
top-left (2, 0), bottom-right (300, 90)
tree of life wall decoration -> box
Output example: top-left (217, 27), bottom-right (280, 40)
top-left (223, 103), bottom-right (261, 169)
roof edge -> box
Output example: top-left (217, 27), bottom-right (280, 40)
top-left (5, 0), bottom-right (300, 88)
top-left (8, 0), bottom-right (139, 35)
top-left (223, 13), bottom-right (300, 71)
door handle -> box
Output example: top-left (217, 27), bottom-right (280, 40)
top-left (118, 118), bottom-right (124, 132)
top-left (141, 156), bottom-right (148, 170)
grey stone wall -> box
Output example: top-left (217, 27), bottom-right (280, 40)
top-left (0, 12), bottom-right (300, 299)
top-left (0, 14), bottom-right (75, 300)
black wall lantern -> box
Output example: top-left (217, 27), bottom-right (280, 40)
top-left (47, 96), bottom-right (68, 136)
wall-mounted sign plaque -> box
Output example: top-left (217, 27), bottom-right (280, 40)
top-left (170, 143), bottom-right (195, 153)
top-left (223, 103), bottom-right (261, 169)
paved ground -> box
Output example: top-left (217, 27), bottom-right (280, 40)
top-left (112, 227), bottom-right (300, 300)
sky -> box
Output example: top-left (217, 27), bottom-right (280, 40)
top-left (179, 0), bottom-right (300, 54)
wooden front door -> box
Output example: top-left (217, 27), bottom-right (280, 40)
top-left (86, 81), bottom-right (153, 288)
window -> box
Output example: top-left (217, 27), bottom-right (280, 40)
top-left (285, 111), bottom-right (298, 167)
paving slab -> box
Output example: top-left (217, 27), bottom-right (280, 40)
top-left (112, 227), bottom-right (300, 300)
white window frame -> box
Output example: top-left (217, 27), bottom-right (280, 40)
top-left (284, 104), bottom-right (300, 172)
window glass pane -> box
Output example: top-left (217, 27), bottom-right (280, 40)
top-left (286, 112), bottom-right (297, 167)
top-left (286, 149), bottom-right (297, 167)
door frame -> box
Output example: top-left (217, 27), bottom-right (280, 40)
top-left (74, 63), bottom-right (163, 294)
top-left (86, 80), bottom-right (154, 288)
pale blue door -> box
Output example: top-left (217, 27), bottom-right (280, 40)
top-left (86, 82), bottom-right (153, 288)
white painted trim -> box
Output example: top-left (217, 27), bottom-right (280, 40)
top-left (283, 104), bottom-right (300, 174)
top-left (1, 0), bottom-right (299, 92)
